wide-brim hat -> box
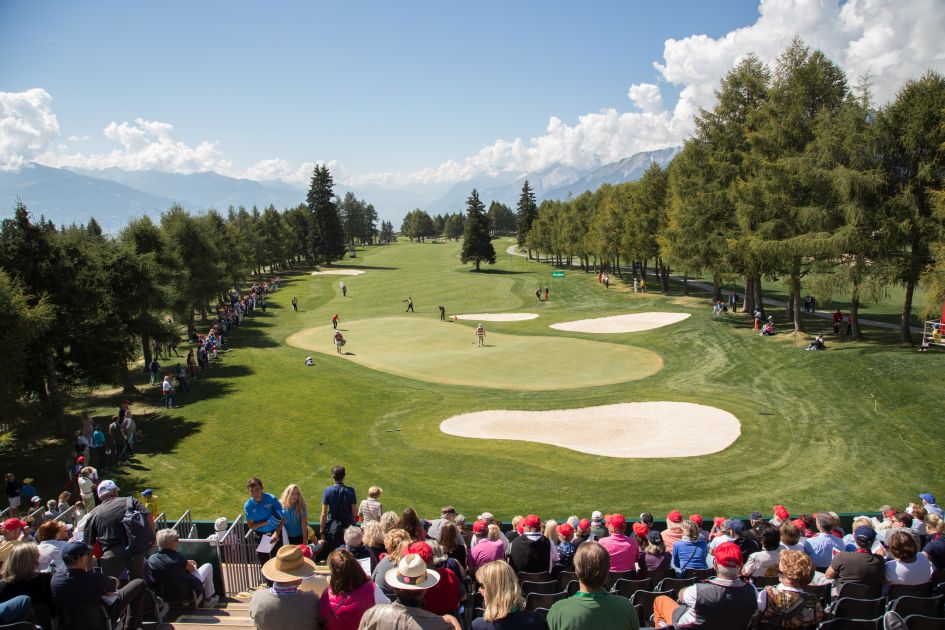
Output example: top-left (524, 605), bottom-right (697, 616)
top-left (385, 553), bottom-right (440, 591)
top-left (261, 545), bottom-right (317, 582)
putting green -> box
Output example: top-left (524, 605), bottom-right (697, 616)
top-left (286, 317), bottom-right (663, 390)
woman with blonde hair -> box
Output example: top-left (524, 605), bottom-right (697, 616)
top-left (472, 559), bottom-right (547, 629)
top-left (0, 542), bottom-right (57, 616)
top-left (277, 484), bottom-right (309, 545)
top-left (543, 519), bottom-right (560, 546)
top-left (670, 520), bottom-right (708, 576)
top-left (379, 510), bottom-right (399, 534)
top-left (358, 486), bottom-right (383, 523)
top-left (923, 513), bottom-right (945, 577)
top-left (370, 528), bottom-right (412, 597)
top-left (362, 520), bottom-right (386, 570)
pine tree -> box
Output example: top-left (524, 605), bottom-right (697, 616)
top-left (516, 180), bottom-right (538, 255)
top-left (460, 189), bottom-right (496, 271)
top-left (306, 165), bottom-right (346, 265)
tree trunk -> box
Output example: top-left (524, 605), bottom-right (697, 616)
top-left (790, 267), bottom-right (804, 333)
top-left (659, 260), bottom-right (670, 293)
top-left (712, 274), bottom-right (722, 302)
top-left (683, 274), bottom-right (689, 296)
top-left (786, 294), bottom-right (795, 322)
top-left (743, 275), bottom-right (755, 316)
top-left (615, 253), bottom-right (623, 278)
top-left (901, 278), bottom-right (915, 344)
top-left (754, 275), bottom-right (764, 319)
top-left (43, 345), bottom-right (65, 435)
top-left (475, 259), bottom-right (481, 271)
top-left (119, 360), bottom-right (138, 394)
top-left (142, 335), bottom-right (153, 371)
top-left (850, 284), bottom-right (863, 339)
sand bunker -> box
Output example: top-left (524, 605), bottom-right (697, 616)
top-left (551, 312), bottom-right (690, 333)
top-left (505, 245), bottom-right (526, 257)
top-left (454, 313), bottom-right (539, 322)
top-left (310, 269), bottom-right (365, 276)
top-left (440, 402), bottom-right (740, 458)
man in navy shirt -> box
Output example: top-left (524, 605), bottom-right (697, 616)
top-left (319, 465), bottom-right (357, 554)
top-left (244, 477), bottom-right (284, 580)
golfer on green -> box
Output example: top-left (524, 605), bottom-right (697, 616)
top-left (476, 323), bottom-right (486, 347)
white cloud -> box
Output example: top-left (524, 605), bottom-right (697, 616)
top-left (0, 88), bottom-right (60, 170)
top-left (628, 83), bottom-right (664, 114)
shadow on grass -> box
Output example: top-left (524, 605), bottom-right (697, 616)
top-left (318, 264), bottom-right (399, 271)
top-left (472, 268), bottom-right (528, 275)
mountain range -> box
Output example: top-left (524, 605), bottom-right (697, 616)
top-left (0, 146), bottom-right (680, 232)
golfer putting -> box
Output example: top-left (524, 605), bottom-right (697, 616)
top-left (476, 323), bottom-right (486, 347)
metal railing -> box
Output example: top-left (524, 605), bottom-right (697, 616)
top-left (54, 504), bottom-right (77, 525)
top-left (25, 504), bottom-right (45, 525)
top-left (171, 509), bottom-right (197, 539)
top-left (154, 511), bottom-right (169, 531)
top-left (217, 513), bottom-right (262, 596)
top-left (0, 507), bottom-right (10, 519)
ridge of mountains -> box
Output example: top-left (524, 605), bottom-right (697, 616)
top-left (0, 146), bottom-right (680, 232)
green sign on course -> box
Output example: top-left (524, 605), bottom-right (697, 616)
top-left (552, 271), bottom-right (565, 278)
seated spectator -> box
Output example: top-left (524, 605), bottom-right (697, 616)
top-left (472, 559), bottom-right (548, 630)
top-left (588, 511), bottom-right (607, 540)
top-left (469, 523), bottom-right (504, 574)
top-left (509, 515), bottom-right (557, 574)
top-left (556, 523), bottom-right (577, 571)
top-left (358, 553), bottom-right (461, 629)
top-left (506, 516), bottom-right (523, 544)
top-left (343, 526), bottom-right (370, 561)
top-left (361, 521), bottom-right (386, 571)
top-left (923, 513), bottom-right (945, 577)
top-left (471, 512), bottom-right (509, 552)
top-left (643, 530), bottom-right (671, 576)
top-left (710, 519), bottom-right (759, 561)
top-left (779, 520), bottom-right (814, 556)
top-left (879, 511), bottom-right (915, 546)
top-left (920, 493), bottom-right (943, 519)
top-left (825, 525), bottom-right (885, 593)
top-left (379, 511), bottom-right (399, 534)
top-left (544, 520), bottom-right (560, 550)
top-left (807, 513), bottom-right (844, 571)
top-left (437, 522), bottom-right (466, 575)
top-left (885, 530), bottom-right (933, 588)
top-left (754, 550), bottom-right (823, 628)
top-left (0, 542), bottom-right (56, 618)
top-left (371, 528), bottom-right (411, 598)
top-left (409, 541), bottom-right (465, 618)
top-left (249, 545), bottom-right (320, 630)
top-left (395, 508), bottom-right (427, 542)
top-left (572, 519), bottom-right (592, 546)
top-left (770, 505), bottom-right (790, 528)
top-left (51, 541), bottom-right (147, 630)
top-left (653, 542), bottom-right (757, 628)
top-left (689, 514), bottom-right (710, 543)
top-left (671, 520), bottom-right (709, 577)
top-left (455, 514), bottom-right (471, 548)
top-left (597, 514), bottom-right (641, 575)
top-left (358, 486), bottom-right (383, 524)
top-left (318, 548), bottom-right (386, 630)
top-left (806, 335), bottom-right (826, 351)
top-left (547, 542), bottom-right (637, 630)
top-left (427, 506), bottom-right (461, 544)
top-left (911, 506), bottom-right (928, 544)
top-left (662, 511), bottom-right (685, 551)
top-left (148, 528), bottom-right (218, 607)
top-left (43, 499), bottom-right (59, 522)
top-left (742, 523), bottom-right (781, 578)
top-left (35, 520), bottom-right (70, 574)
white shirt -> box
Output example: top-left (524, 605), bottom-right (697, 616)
top-left (38, 539), bottom-right (70, 574)
top-left (885, 554), bottom-right (934, 585)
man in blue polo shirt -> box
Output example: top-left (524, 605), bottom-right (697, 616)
top-left (243, 477), bottom-right (284, 581)
top-left (319, 465), bottom-right (357, 554)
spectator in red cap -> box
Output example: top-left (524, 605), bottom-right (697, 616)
top-left (653, 541), bottom-right (757, 627)
top-left (573, 519), bottom-right (592, 547)
top-left (598, 514), bottom-right (641, 574)
top-left (631, 522), bottom-right (649, 550)
top-left (408, 541), bottom-right (466, 618)
top-left (689, 515), bottom-right (710, 543)
top-left (509, 515), bottom-right (557, 574)
top-left (771, 505), bottom-right (790, 526)
top-left (0, 518), bottom-right (27, 564)
top-left (662, 511), bottom-right (685, 552)
top-left (556, 523), bottom-right (576, 570)
top-left (468, 522), bottom-right (504, 575)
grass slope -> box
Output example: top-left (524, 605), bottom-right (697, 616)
top-left (8, 238), bottom-right (944, 523)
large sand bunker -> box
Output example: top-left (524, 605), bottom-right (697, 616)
top-left (440, 402), bottom-right (740, 458)
top-left (551, 312), bottom-right (691, 333)
top-left (286, 317), bottom-right (661, 390)
top-left (310, 269), bottom-right (365, 276)
top-left (454, 313), bottom-right (539, 322)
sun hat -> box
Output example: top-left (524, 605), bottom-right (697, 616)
top-left (385, 553), bottom-right (440, 590)
top-left (667, 510), bottom-right (683, 523)
top-left (608, 513), bottom-right (626, 529)
top-left (261, 545), bottom-right (317, 582)
top-left (97, 480), bottom-right (119, 497)
top-left (632, 522), bottom-right (649, 537)
top-left (523, 514), bottom-right (541, 529)
top-left (714, 542), bottom-right (743, 568)
top-left (472, 520), bottom-right (488, 534)
top-left (214, 517), bottom-right (228, 532)
top-left (2, 518), bottom-right (27, 531)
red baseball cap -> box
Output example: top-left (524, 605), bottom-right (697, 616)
top-left (472, 520), bottom-right (488, 534)
top-left (2, 518), bottom-right (27, 531)
top-left (407, 541), bottom-right (433, 564)
top-left (713, 516), bottom-right (726, 528)
top-left (557, 523), bottom-right (574, 538)
top-left (608, 513), bottom-right (626, 529)
top-left (578, 518), bottom-right (591, 531)
top-left (77, 455), bottom-right (86, 463)
top-left (667, 510), bottom-right (683, 523)
top-left (632, 522), bottom-right (649, 537)
top-left (298, 544), bottom-right (313, 559)
top-left (792, 517), bottom-right (807, 530)
top-left (774, 505), bottom-right (789, 520)
top-left (523, 514), bottom-right (541, 529)
top-left (714, 542), bottom-right (743, 568)
top-left (689, 514), bottom-right (703, 526)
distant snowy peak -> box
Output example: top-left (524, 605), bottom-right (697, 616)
top-left (540, 146), bottom-right (680, 201)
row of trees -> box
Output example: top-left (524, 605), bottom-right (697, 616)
top-left (400, 201), bottom-right (517, 242)
top-left (518, 39), bottom-right (945, 343)
top-left (0, 165), bottom-right (364, 428)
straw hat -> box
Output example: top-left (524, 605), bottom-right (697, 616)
top-left (384, 553), bottom-right (440, 591)
top-left (261, 545), bottom-right (317, 582)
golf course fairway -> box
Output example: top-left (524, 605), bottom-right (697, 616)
top-left (286, 316), bottom-right (663, 390)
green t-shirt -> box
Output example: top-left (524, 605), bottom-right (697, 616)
top-left (547, 590), bottom-right (639, 630)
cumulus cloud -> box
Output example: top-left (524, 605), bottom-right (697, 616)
top-left (628, 83), bottom-right (664, 114)
top-left (0, 88), bottom-right (60, 170)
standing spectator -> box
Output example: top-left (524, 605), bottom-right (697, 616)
top-left (175, 363), bottom-right (191, 393)
top-left (427, 506), bottom-right (461, 544)
top-left (162, 374), bottom-right (177, 408)
top-left (4, 474), bottom-right (22, 516)
top-left (825, 525), bottom-right (885, 593)
top-left (662, 511), bottom-right (685, 551)
top-left (121, 411), bottom-right (137, 455)
top-left (807, 513), bottom-right (844, 571)
top-left (885, 530), bottom-right (934, 588)
top-left (509, 515), bottom-right (556, 574)
top-left (291, 296), bottom-right (299, 311)
top-left (472, 559), bottom-right (548, 630)
top-left (244, 477), bottom-right (284, 578)
top-left (76, 468), bottom-right (96, 511)
top-left (920, 493), bottom-right (944, 519)
top-left (249, 545), bottom-right (321, 630)
top-left (468, 522), bottom-right (504, 574)
top-left (358, 486), bottom-right (383, 524)
top-left (320, 466), bottom-right (358, 553)
top-left (671, 520), bottom-right (709, 577)
top-left (108, 416), bottom-right (127, 463)
top-left (51, 541), bottom-right (147, 630)
top-left (358, 553), bottom-right (461, 629)
top-left (547, 542), bottom-right (638, 630)
top-left (278, 484), bottom-right (309, 545)
top-left (148, 528), bottom-right (218, 607)
top-left (149, 357), bottom-right (161, 385)
top-left (83, 479), bottom-right (155, 580)
top-left (91, 425), bottom-right (107, 469)
top-left (319, 548), bottom-right (384, 630)
top-left (340, 282), bottom-right (347, 297)
top-left (598, 514), bottom-right (641, 574)
top-left (18, 478), bottom-right (35, 507)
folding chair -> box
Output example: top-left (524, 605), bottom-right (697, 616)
top-left (630, 589), bottom-right (673, 628)
top-left (902, 615), bottom-right (945, 629)
top-left (524, 591), bottom-right (568, 612)
top-left (886, 595), bottom-right (944, 619)
top-left (816, 617), bottom-right (884, 629)
top-left (656, 576), bottom-right (696, 596)
top-left (827, 597), bottom-right (887, 620)
top-left (521, 580), bottom-right (560, 595)
top-left (611, 577), bottom-right (651, 600)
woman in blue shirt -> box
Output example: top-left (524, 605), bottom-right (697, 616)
top-left (671, 520), bottom-right (709, 577)
top-left (244, 477), bottom-right (284, 579)
top-left (277, 484), bottom-right (309, 545)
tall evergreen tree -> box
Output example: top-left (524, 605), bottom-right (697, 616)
top-left (516, 180), bottom-right (538, 256)
top-left (460, 190), bottom-right (496, 271)
top-left (306, 165), bottom-right (346, 265)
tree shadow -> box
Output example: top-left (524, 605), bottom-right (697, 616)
top-left (472, 268), bottom-right (528, 275)
top-left (317, 264), bottom-right (399, 271)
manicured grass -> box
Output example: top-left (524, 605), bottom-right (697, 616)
top-left (286, 317), bottom-right (662, 390)
top-left (7, 238), bottom-right (945, 525)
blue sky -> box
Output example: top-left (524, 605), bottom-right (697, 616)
top-left (2, 1), bottom-right (942, 186)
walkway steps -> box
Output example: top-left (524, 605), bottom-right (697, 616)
top-left (165, 597), bottom-right (254, 629)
